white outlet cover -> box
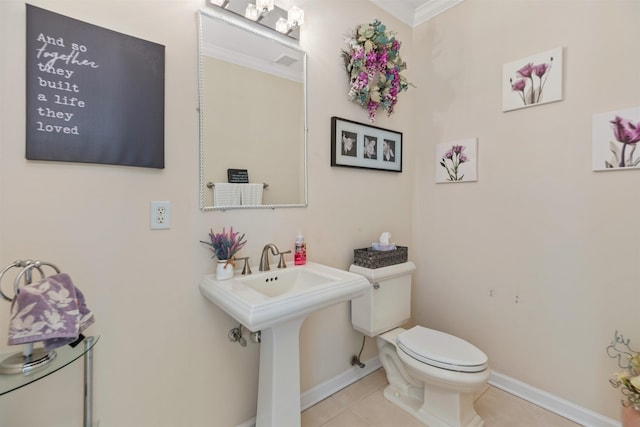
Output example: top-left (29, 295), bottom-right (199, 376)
top-left (150, 201), bottom-right (170, 230)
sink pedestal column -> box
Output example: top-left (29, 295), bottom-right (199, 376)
top-left (255, 317), bottom-right (305, 427)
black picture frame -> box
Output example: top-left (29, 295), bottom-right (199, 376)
top-left (331, 116), bottom-right (402, 172)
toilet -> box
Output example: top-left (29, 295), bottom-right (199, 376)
top-left (349, 261), bottom-right (489, 427)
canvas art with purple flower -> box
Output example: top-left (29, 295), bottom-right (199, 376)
top-left (509, 58), bottom-right (554, 106)
top-left (592, 107), bottom-right (640, 171)
top-left (440, 145), bottom-right (468, 181)
top-left (502, 47), bottom-right (563, 112)
top-left (435, 138), bottom-right (478, 183)
top-left (606, 116), bottom-right (640, 168)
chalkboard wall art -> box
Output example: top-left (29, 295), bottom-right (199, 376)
top-left (26, 4), bottom-right (165, 169)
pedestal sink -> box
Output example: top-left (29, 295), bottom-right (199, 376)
top-left (199, 262), bottom-right (370, 427)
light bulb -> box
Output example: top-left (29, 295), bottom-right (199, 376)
top-left (275, 17), bottom-right (289, 34)
top-left (256, 0), bottom-right (274, 13)
top-left (245, 3), bottom-right (259, 21)
top-left (287, 6), bottom-right (304, 27)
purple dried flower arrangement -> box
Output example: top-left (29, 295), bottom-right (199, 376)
top-left (342, 19), bottom-right (412, 122)
top-left (201, 227), bottom-right (247, 261)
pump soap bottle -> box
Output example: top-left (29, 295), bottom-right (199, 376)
top-left (294, 233), bottom-right (306, 265)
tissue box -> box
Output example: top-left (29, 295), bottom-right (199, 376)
top-left (353, 246), bottom-right (408, 269)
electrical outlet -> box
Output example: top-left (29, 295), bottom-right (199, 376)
top-left (150, 201), bottom-right (170, 230)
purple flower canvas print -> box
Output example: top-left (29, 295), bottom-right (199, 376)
top-left (435, 138), bottom-right (478, 183)
top-left (502, 47), bottom-right (563, 112)
top-left (592, 107), bottom-right (640, 171)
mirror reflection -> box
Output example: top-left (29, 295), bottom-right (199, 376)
top-left (198, 9), bottom-right (307, 211)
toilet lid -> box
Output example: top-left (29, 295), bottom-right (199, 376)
top-left (397, 326), bottom-right (488, 373)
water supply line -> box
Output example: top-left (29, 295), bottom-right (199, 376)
top-left (228, 324), bottom-right (261, 346)
top-left (351, 335), bottom-right (366, 369)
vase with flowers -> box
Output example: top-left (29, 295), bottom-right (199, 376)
top-left (607, 331), bottom-right (640, 427)
top-left (200, 227), bottom-right (247, 280)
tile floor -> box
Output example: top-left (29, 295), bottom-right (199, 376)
top-left (301, 369), bottom-right (581, 427)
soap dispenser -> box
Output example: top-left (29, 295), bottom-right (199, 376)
top-left (294, 233), bottom-right (306, 265)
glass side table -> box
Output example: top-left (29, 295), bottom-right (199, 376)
top-left (0, 336), bottom-right (99, 427)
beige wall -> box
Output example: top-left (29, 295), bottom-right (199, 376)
top-left (412, 0), bottom-right (640, 421)
top-left (0, 0), bottom-right (413, 426)
top-left (2, 0), bottom-right (636, 425)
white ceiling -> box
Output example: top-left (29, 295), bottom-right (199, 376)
top-left (368, 0), bottom-right (465, 27)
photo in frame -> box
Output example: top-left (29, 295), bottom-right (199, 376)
top-left (331, 116), bottom-right (402, 172)
top-left (502, 47), bottom-right (563, 112)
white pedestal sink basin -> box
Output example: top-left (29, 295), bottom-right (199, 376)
top-left (199, 262), bottom-right (370, 427)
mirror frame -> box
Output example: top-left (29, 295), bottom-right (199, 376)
top-left (197, 8), bottom-right (308, 211)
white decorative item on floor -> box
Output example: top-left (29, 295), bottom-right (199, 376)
top-left (350, 261), bottom-right (489, 427)
top-left (216, 260), bottom-right (234, 280)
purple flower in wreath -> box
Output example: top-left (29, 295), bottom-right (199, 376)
top-left (351, 46), bottom-right (364, 62)
top-left (342, 19), bottom-right (412, 122)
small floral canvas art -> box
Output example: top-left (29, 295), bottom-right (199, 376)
top-left (502, 47), bottom-right (563, 112)
top-left (435, 138), bottom-right (478, 183)
top-left (592, 106), bottom-right (640, 171)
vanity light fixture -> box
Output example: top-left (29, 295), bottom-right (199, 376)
top-left (275, 5), bottom-right (304, 35)
top-left (206, 0), bottom-right (304, 40)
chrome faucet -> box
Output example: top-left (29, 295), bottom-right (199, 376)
top-left (259, 243), bottom-right (280, 271)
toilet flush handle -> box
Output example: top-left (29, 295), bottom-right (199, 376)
top-left (372, 282), bottom-right (380, 290)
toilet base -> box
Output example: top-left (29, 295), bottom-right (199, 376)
top-left (376, 328), bottom-right (488, 427)
top-left (383, 384), bottom-right (484, 427)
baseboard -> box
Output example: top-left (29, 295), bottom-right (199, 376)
top-left (300, 356), bottom-right (382, 411)
top-left (489, 370), bottom-right (620, 427)
top-left (237, 356), bottom-right (382, 427)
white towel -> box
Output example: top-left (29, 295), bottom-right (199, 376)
top-left (213, 183), bottom-right (241, 207)
top-left (240, 183), bottom-right (263, 205)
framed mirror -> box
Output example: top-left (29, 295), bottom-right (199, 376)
top-left (197, 8), bottom-right (308, 211)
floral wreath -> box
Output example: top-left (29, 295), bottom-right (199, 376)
top-left (342, 19), bottom-right (412, 122)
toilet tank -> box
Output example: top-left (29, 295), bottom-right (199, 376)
top-left (349, 261), bottom-right (416, 337)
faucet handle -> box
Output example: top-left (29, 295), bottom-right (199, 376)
top-left (237, 257), bottom-right (251, 275)
top-left (277, 250), bottom-right (292, 269)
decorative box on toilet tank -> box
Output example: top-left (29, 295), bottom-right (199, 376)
top-left (353, 246), bottom-right (408, 269)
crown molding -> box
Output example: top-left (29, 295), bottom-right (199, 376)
top-left (414, 0), bottom-right (465, 26)
top-left (369, 0), bottom-right (465, 27)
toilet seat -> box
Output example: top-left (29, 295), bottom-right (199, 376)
top-left (397, 326), bottom-right (488, 373)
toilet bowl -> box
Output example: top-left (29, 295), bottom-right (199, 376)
top-left (349, 262), bottom-right (489, 427)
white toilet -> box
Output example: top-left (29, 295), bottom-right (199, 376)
top-left (349, 261), bottom-right (489, 427)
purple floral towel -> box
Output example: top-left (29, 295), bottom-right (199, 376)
top-left (8, 273), bottom-right (94, 350)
